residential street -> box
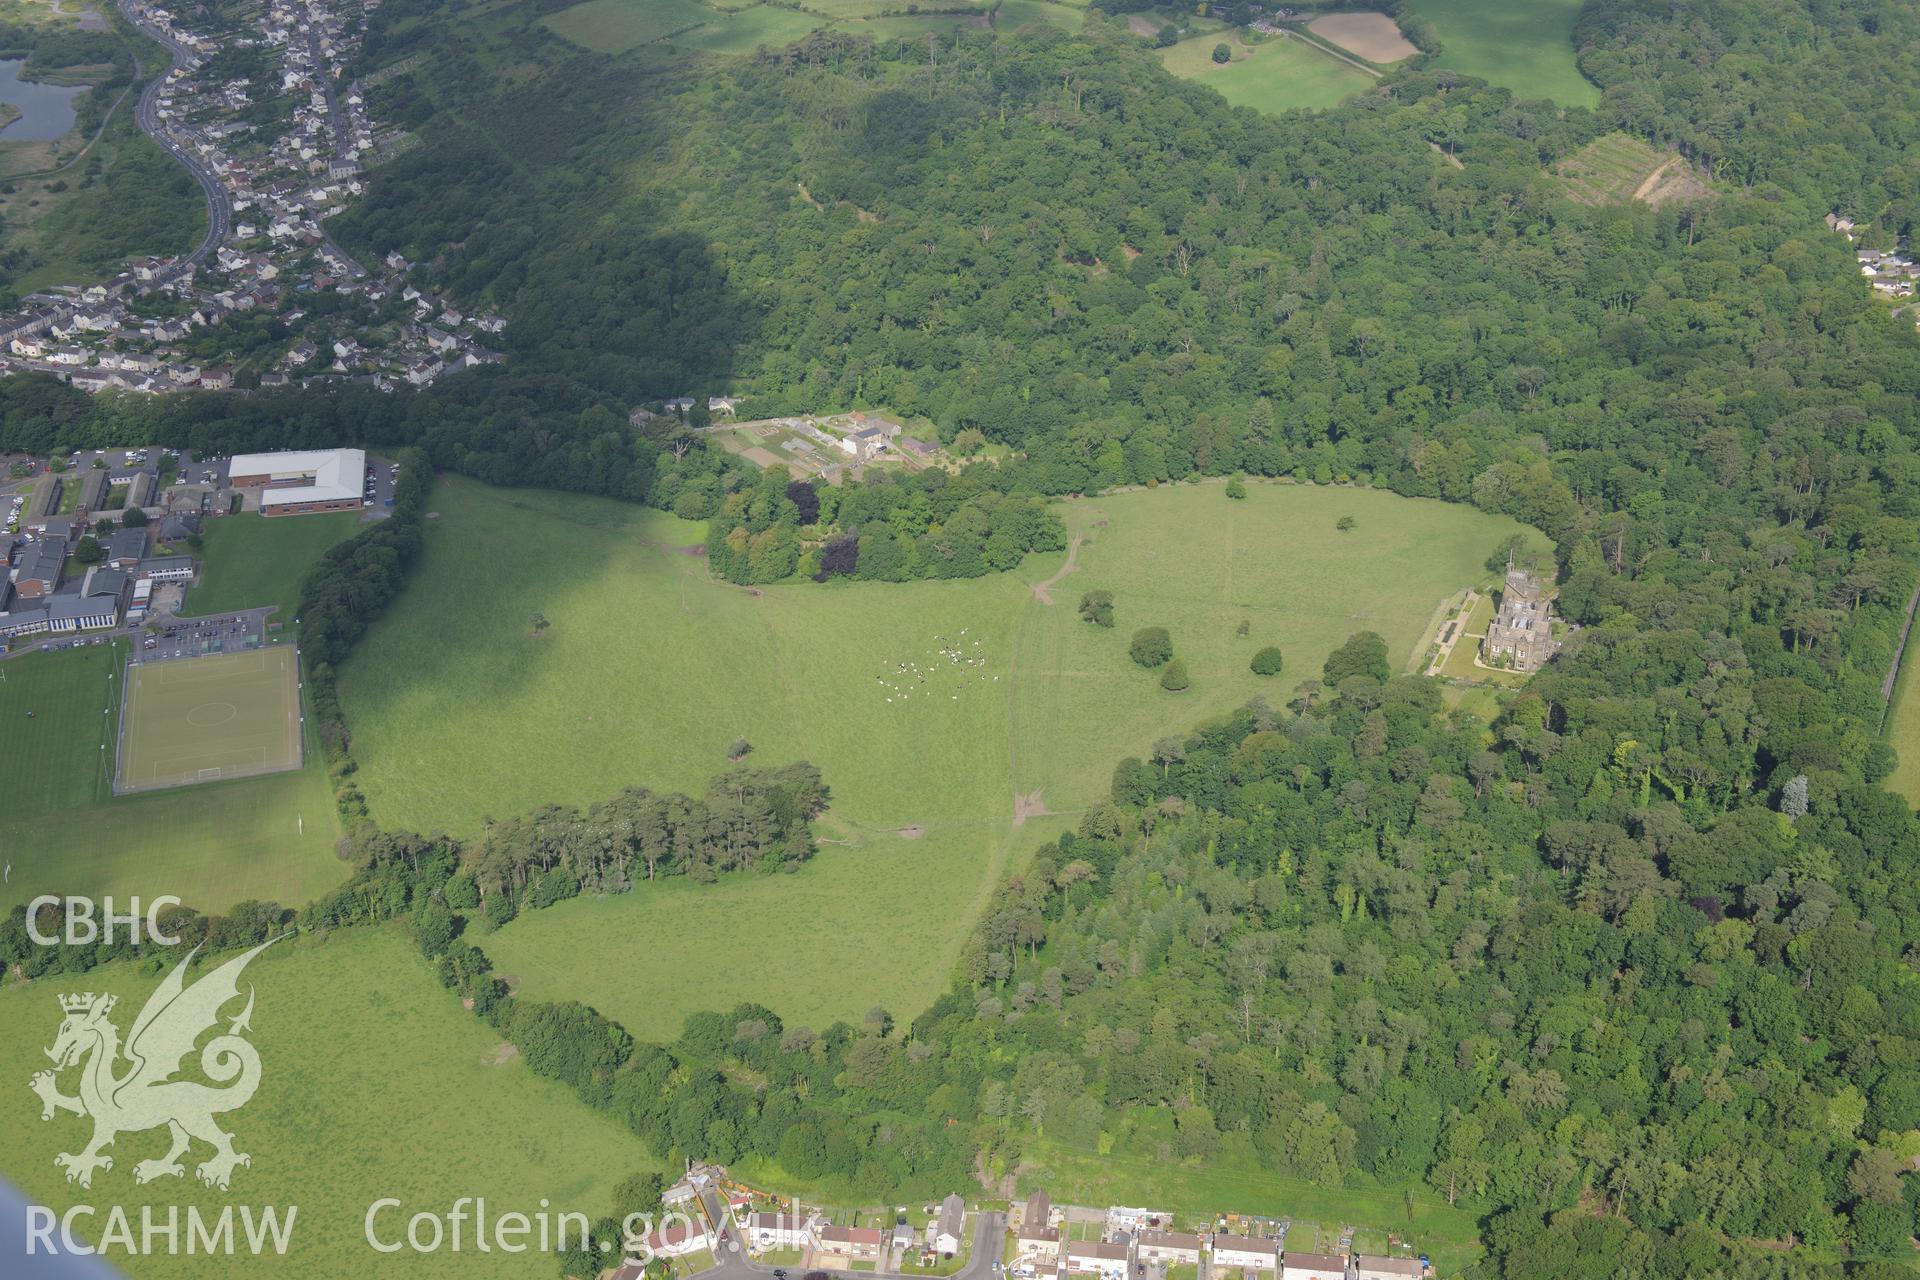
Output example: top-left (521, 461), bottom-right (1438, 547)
top-left (0, 0), bottom-right (465, 394)
top-left (693, 1189), bottom-right (1005, 1280)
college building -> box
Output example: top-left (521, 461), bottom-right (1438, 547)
top-left (228, 448), bottom-right (367, 516)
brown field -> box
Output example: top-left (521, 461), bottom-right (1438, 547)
top-left (1307, 11), bottom-right (1418, 63)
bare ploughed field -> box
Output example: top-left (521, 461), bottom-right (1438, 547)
top-left (1308, 11), bottom-right (1419, 62)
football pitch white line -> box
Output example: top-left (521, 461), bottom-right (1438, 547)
top-left (116, 648), bottom-right (302, 791)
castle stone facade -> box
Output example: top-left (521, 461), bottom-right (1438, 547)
top-left (1481, 561), bottom-right (1557, 671)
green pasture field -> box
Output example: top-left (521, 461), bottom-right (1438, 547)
top-left (801, 0), bottom-right (992, 19)
top-left (833, 12), bottom-right (999, 44)
top-left (668, 3), bottom-right (824, 53)
top-left (118, 647), bottom-right (303, 792)
top-left (186, 510), bottom-right (365, 622)
top-left (1404, 0), bottom-right (1596, 105)
top-left (994, 0), bottom-right (1084, 33)
top-left (1159, 34), bottom-right (1373, 114)
top-left (339, 476), bottom-right (1538, 1040)
top-left (0, 927), bottom-right (656, 1280)
top-left (0, 644), bottom-right (345, 916)
top-left (541, 0), bottom-right (718, 52)
top-left (837, 13), bottom-right (991, 38)
top-left (542, 0), bottom-right (1010, 55)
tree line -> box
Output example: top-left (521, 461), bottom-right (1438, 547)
top-left (702, 460), bottom-right (1066, 585)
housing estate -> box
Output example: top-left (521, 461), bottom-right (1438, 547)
top-left (1280, 1252), bottom-right (1347, 1280)
top-left (814, 1225), bottom-right (886, 1260)
top-left (930, 1193), bottom-right (966, 1255)
top-left (1064, 1241), bottom-right (1130, 1278)
top-left (746, 1212), bottom-right (809, 1251)
top-left (1135, 1231), bottom-right (1204, 1266)
top-left (642, 1220), bottom-right (712, 1259)
top-left (1016, 1191), bottom-right (1060, 1262)
top-left (1212, 1235), bottom-right (1280, 1272)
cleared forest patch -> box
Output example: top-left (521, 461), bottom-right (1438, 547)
top-left (1555, 132), bottom-right (1711, 207)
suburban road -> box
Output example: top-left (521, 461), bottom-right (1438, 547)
top-left (303, 23), bottom-right (369, 278)
top-left (115, 0), bottom-right (229, 266)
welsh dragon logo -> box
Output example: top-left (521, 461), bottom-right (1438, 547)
top-left (29, 939), bottom-right (278, 1191)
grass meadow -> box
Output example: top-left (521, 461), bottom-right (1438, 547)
top-left (538, 0), bottom-right (1072, 57)
top-left (993, 0), bottom-right (1084, 33)
top-left (339, 476), bottom-right (1537, 1039)
top-left (0, 643), bottom-right (345, 916)
top-left (540, 0), bottom-right (999, 55)
top-left (0, 928), bottom-right (655, 1279)
top-left (1159, 34), bottom-right (1374, 113)
top-left (186, 510), bottom-right (365, 622)
top-left (669, 3), bottom-right (825, 53)
top-left (801, 0), bottom-right (992, 18)
top-left (1405, 0), bottom-right (1596, 105)
top-left (540, 0), bottom-right (717, 52)
top-left (828, 13), bottom-right (991, 39)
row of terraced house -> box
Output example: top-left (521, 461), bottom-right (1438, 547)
top-left (1009, 1192), bottom-right (1427, 1280)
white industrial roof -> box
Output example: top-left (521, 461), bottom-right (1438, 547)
top-left (230, 448), bottom-right (364, 507)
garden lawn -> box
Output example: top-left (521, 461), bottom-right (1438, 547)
top-left (1404, 0), bottom-right (1596, 105)
top-left (185, 510), bottom-right (365, 622)
top-left (0, 928), bottom-right (656, 1280)
top-left (1434, 592), bottom-right (1523, 687)
top-left (0, 643), bottom-right (347, 915)
top-left (1159, 35), bottom-right (1372, 113)
top-left (340, 477), bottom-right (1537, 1041)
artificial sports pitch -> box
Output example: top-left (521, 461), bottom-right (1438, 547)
top-left (115, 646), bottom-right (303, 793)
